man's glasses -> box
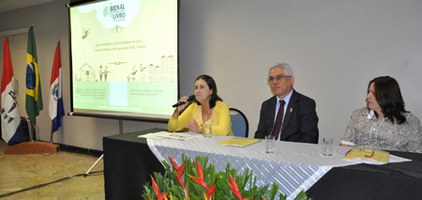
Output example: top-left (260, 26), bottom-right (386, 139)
top-left (268, 74), bottom-right (291, 82)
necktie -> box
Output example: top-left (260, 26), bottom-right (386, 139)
top-left (271, 100), bottom-right (285, 140)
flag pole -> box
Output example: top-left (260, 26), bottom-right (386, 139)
top-left (50, 123), bottom-right (54, 144)
top-left (30, 121), bottom-right (36, 141)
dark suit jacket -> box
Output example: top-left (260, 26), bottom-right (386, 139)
top-left (254, 90), bottom-right (319, 144)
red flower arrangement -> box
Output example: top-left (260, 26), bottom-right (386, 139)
top-left (142, 155), bottom-right (308, 200)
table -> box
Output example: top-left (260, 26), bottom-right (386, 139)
top-left (103, 129), bottom-right (422, 200)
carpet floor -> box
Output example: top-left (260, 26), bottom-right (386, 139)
top-left (0, 140), bottom-right (104, 200)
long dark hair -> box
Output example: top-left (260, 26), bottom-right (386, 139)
top-left (195, 74), bottom-right (222, 108)
top-left (368, 76), bottom-right (407, 124)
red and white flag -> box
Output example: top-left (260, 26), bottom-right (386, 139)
top-left (1, 38), bottom-right (27, 145)
top-left (48, 41), bottom-right (65, 133)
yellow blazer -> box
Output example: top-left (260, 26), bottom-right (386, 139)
top-left (168, 101), bottom-right (233, 136)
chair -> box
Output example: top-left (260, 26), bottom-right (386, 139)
top-left (229, 108), bottom-right (249, 137)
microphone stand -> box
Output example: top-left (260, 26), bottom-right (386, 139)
top-left (84, 119), bottom-right (124, 176)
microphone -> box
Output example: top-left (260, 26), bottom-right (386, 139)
top-left (172, 95), bottom-right (195, 108)
top-left (367, 110), bottom-right (374, 119)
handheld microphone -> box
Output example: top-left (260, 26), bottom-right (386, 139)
top-left (172, 95), bottom-right (195, 108)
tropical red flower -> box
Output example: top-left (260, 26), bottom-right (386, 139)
top-left (206, 183), bottom-right (216, 198)
top-left (188, 160), bottom-right (216, 198)
top-left (151, 176), bottom-right (169, 200)
top-left (189, 161), bottom-right (207, 188)
top-left (169, 156), bottom-right (186, 190)
top-left (228, 173), bottom-right (244, 200)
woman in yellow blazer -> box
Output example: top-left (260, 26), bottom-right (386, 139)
top-left (168, 74), bottom-right (233, 136)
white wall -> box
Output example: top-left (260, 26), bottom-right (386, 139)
top-left (1, 0), bottom-right (421, 150)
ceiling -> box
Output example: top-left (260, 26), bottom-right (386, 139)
top-left (0, 0), bottom-right (55, 13)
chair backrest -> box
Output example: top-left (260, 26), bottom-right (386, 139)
top-left (229, 108), bottom-right (249, 138)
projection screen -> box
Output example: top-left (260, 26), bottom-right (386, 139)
top-left (69, 0), bottom-right (178, 121)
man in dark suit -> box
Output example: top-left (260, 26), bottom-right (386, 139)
top-left (254, 63), bottom-right (319, 143)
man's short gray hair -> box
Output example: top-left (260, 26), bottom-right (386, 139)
top-left (270, 63), bottom-right (294, 76)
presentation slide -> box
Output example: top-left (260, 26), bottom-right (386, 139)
top-left (69, 0), bottom-right (178, 120)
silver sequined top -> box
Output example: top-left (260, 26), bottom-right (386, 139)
top-left (342, 107), bottom-right (422, 153)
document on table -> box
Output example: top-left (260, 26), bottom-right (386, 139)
top-left (343, 148), bottom-right (411, 165)
top-left (217, 138), bottom-right (261, 147)
top-left (138, 131), bottom-right (202, 140)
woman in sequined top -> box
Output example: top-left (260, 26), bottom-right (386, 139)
top-left (341, 76), bottom-right (422, 153)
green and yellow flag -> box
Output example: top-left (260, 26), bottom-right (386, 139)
top-left (25, 26), bottom-right (43, 124)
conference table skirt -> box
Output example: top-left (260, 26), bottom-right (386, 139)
top-left (103, 129), bottom-right (165, 200)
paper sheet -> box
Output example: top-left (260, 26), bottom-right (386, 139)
top-left (138, 131), bottom-right (202, 140)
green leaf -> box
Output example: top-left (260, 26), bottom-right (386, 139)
top-left (293, 191), bottom-right (309, 200)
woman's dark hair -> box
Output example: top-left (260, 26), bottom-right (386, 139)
top-left (194, 74), bottom-right (222, 108)
top-left (368, 76), bottom-right (407, 124)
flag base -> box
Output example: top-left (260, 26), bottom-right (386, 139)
top-left (5, 141), bottom-right (58, 154)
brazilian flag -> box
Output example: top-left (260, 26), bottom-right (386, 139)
top-left (25, 26), bottom-right (43, 124)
